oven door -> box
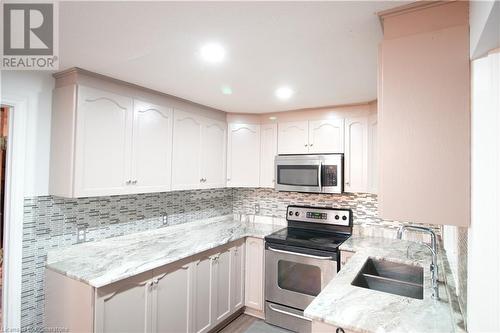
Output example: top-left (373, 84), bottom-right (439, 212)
top-left (275, 156), bottom-right (322, 193)
top-left (265, 243), bottom-right (336, 310)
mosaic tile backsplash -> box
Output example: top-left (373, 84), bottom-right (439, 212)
top-left (22, 187), bottom-right (440, 330)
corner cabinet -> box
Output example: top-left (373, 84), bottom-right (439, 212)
top-left (344, 117), bottom-right (368, 193)
top-left (49, 85), bottom-right (173, 198)
top-left (47, 240), bottom-right (245, 333)
top-left (172, 110), bottom-right (226, 190)
top-left (227, 124), bottom-right (261, 187)
top-left (244, 237), bottom-right (265, 318)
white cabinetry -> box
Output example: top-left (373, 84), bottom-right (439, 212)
top-left (72, 85), bottom-right (133, 197)
top-left (172, 110), bottom-right (226, 190)
top-left (227, 124), bottom-right (260, 187)
top-left (50, 85), bottom-right (176, 198)
top-left (367, 114), bottom-right (378, 194)
top-left (193, 255), bottom-right (213, 333)
top-left (308, 119), bottom-right (344, 153)
top-left (231, 242), bottom-right (245, 311)
top-left (260, 124), bottom-right (278, 188)
top-left (131, 100), bottom-right (173, 194)
top-left (277, 121), bottom-right (309, 154)
top-left (213, 250), bottom-right (232, 323)
top-left (94, 272), bottom-right (153, 333)
top-left (244, 237), bottom-right (265, 317)
top-left (344, 117), bottom-right (368, 193)
top-left (278, 119), bottom-right (344, 155)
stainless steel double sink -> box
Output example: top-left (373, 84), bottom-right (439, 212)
top-left (352, 258), bottom-right (424, 300)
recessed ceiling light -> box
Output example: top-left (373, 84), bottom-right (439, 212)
top-left (200, 43), bottom-right (226, 64)
top-left (269, 116), bottom-right (277, 120)
top-left (275, 86), bottom-right (294, 100)
top-left (221, 85), bottom-right (233, 95)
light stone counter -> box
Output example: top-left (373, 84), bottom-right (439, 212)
top-left (46, 215), bottom-right (284, 288)
top-left (305, 236), bottom-right (463, 333)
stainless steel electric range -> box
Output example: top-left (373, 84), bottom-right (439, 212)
top-left (264, 205), bottom-right (353, 333)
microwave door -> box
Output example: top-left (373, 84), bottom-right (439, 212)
top-left (275, 160), bottom-right (322, 193)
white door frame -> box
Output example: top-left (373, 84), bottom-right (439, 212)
top-left (1, 97), bottom-right (27, 331)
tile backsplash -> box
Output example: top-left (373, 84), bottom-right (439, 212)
top-left (22, 187), bottom-right (437, 330)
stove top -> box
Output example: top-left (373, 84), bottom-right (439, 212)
top-left (265, 205), bottom-right (353, 253)
top-left (265, 227), bottom-right (350, 252)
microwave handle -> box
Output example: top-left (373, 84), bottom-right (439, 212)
top-left (318, 162), bottom-right (322, 190)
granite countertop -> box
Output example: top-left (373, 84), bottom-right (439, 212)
top-left (304, 235), bottom-right (462, 333)
top-left (46, 215), bottom-right (283, 288)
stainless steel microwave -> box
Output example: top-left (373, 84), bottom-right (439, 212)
top-left (275, 154), bottom-right (343, 194)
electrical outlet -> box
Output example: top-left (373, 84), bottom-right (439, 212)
top-left (254, 204), bottom-right (260, 214)
top-left (161, 213), bottom-right (168, 225)
top-left (77, 227), bottom-right (87, 243)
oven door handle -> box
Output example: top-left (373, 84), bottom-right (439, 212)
top-left (268, 303), bottom-right (312, 322)
top-left (267, 246), bottom-right (334, 260)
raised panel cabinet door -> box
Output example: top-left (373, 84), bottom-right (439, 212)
top-left (344, 117), bottom-right (368, 193)
top-left (172, 110), bottom-right (203, 190)
top-left (94, 272), bottom-right (153, 333)
top-left (231, 243), bottom-right (245, 311)
top-left (152, 263), bottom-right (192, 333)
top-left (244, 237), bottom-right (264, 311)
top-left (227, 124), bottom-right (260, 187)
top-left (193, 256), bottom-right (214, 333)
top-left (74, 85), bottom-right (133, 197)
top-left (131, 100), bottom-right (173, 194)
top-left (202, 119), bottom-right (227, 188)
top-left (308, 119), bottom-right (344, 153)
top-left (277, 121), bottom-right (309, 154)
top-left (213, 250), bottom-right (231, 324)
top-left (367, 114), bottom-right (378, 194)
top-left (260, 124), bottom-right (278, 188)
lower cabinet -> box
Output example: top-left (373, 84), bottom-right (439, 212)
top-left (244, 237), bottom-right (265, 317)
top-left (52, 240), bottom-right (247, 333)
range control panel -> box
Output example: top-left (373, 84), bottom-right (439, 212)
top-left (286, 206), bottom-right (352, 226)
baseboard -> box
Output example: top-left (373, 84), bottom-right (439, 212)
top-left (244, 306), bottom-right (265, 320)
top-left (211, 307), bottom-right (245, 333)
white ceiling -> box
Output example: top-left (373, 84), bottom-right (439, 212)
top-left (59, 1), bottom-right (406, 114)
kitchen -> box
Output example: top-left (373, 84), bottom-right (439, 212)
top-left (0, 1), bottom-right (499, 333)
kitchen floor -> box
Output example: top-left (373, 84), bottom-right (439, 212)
top-left (218, 314), bottom-right (292, 333)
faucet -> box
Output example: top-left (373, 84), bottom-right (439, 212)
top-left (397, 225), bottom-right (440, 300)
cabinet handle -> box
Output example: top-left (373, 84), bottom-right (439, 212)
top-left (346, 182), bottom-right (350, 186)
top-left (227, 178), bottom-right (231, 181)
top-left (126, 180), bottom-right (132, 185)
top-left (309, 143), bottom-right (313, 147)
top-left (132, 180), bottom-right (137, 184)
top-left (304, 144), bottom-right (308, 147)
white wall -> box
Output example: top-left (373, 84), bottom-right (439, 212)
top-left (468, 51), bottom-right (500, 333)
top-left (1, 71), bottom-right (54, 197)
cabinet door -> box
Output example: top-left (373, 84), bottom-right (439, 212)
top-left (227, 124), bottom-right (260, 187)
top-left (172, 110), bottom-right (203, 190)
top-left (193, 256), bottom-right (214, 333)
top-left (94, 272), bottom-right (153, 333)
top-left (213, 250), bottom-right (231, 324)
top-left (231, 243), bottom-right (245, 311)
top-left (344, 117), bottom-right (368, 193)
top-left (277, 121), bottom-right (309, 154)
top-left (131, 100), bottom-right (173, 194)
top-left (367, 113), bottom-right (378, 194)
top-left (202, 119), bottom-right (227, 188)
top-left (152, 263), bottom-right (192, 333)
top-left (260, 124), bottom-right (278, 188)
top-left (245, 237), bottom-right (264, 311)
top-left (308, 119), bottom-right (344, 153)
top-left (74, 85), bottom-right (133, 197)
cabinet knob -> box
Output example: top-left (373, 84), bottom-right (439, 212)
top-left (227, 178), bottom-right (231, 181)
top-left (126, 180), bottom-right (131, 185)
top-left (346, 182), bottom-right (350, 186)
top-left (309, 143), bottom-right (313, 147)
top-left (304, 144), bottom-right (308, 147)
top-left (132, 180), bottom-right (137, 184)
top-left (336, 328), bottom-right (345, 333)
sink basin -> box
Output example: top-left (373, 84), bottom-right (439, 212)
top-left (351, 258), bottom-right (424, 300)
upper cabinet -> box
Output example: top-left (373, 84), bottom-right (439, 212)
top-left (260, 124), bottom-right (278, 188)
top-left (308, 119), bottom-right (344, 154)
top-left (277, 119), bottom-right (344, 154)
top-left (227, 124), bottom-right (260, 187)
top-left (50, 85), bottom-right (172, 198)
top-left (344, 117), bottom-right (368, 193)
top-left (172, 110), bottom-right (226, 190)
top-left (378, 1), bottom-right (470, 226)
top-left (131, 100), bottom-right (173, 194)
